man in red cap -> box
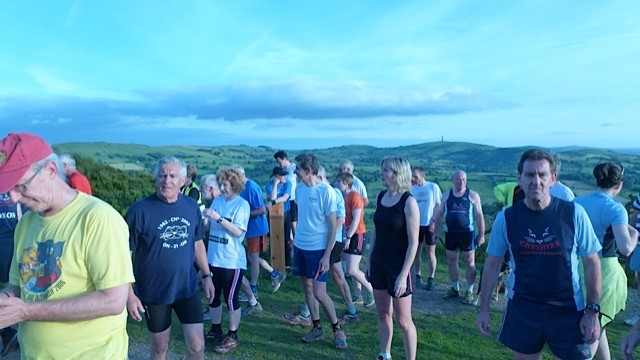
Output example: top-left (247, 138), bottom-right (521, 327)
top-left (0, 132), bottom-right (134, 359)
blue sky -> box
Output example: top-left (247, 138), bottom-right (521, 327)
top-left (0, 1), bottom-right (638, 149)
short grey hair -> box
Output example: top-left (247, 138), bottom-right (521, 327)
top-left (200, 174), bottom-right (219, 190)
top-left (153, 156), bottom-right (187, 179)
top-left (33, 153), bottom-right (66, 181)
top-left (59, 153), bottom-right (76, 167)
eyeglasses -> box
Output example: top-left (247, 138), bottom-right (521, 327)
top-left (12, 167), bottom-right (43, 193)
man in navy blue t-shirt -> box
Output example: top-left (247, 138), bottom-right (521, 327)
top-left (126, 156), bottom-right (214, 359)
top-left (476, 149), bottom-right (602, 360)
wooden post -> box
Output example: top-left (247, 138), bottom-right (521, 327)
top-left (269, 202), bottom-right (285, 272)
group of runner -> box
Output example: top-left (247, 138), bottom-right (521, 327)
top-left (3, 132), bottom-right (640, 360)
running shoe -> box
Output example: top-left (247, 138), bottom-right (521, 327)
top-left (376, 355), bottom-right (392, 360)
top-left (337, 312), bottom-right (360, 325)
top-left (270, 272), bottom-right (287, 292)
top-left (205, 328), bottom-right (225, 345)
top-left (415, 276), bottom-right (424, 287)
top-left (425, 277), bottom-right (435, 291)
top-left (333, 329), bottom-right (348, 349)
top-left (238, 292), bottom-right (249, 302)
top-left (443, 288), bottom-right (459, 300)
top-left (352, 295), bottom-right (364, 305)
top-left (302, 327), bottom-right (325, 343)
top-left (241, 302), bottom-right (263, 316)
top-left (625, 313), bottom-right (640, 326)
top-left (364, 293), bottom-right (376, 307)
top-left (284, 311), bottom-right (312, 327)
top-left (214, 335), bottom-right (238, 354)
top-left (461, 290), bottom-right (474, 305)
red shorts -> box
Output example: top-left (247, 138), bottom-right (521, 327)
top-left (246, 235), bottom-right (268, 253)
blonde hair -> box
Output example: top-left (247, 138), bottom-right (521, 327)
top-left (381, 157), bottom-right (412, 192)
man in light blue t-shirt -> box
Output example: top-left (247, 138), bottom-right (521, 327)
top-left (293, 153), bottom-right (347, 349)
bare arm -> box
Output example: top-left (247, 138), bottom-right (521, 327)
top-left (318, 211), bottom-right (337, 275)
top-left (0, 283), bottom-right (129, 328)
top-left (613, 223), bottom-right (638, 257)
top-left (476, 254), bottom-right (503, 335)
top-left (432, 191), bottom-right (449, 237)
top-left (394, 197), bottom-right (420, 297)
top-left (250, 206), bottom-right (267, 217)
top-left (346, 208), bottom-right (363, 238)
top-left (621, 320), bottom-right (640, 359)
top-left (581, 252), bottom-right (602, 344)
top-left (194, 240), bottom-right (214, 300)
top-left (205, 209), bottom-right (245, 238)
top-left (471, 191), bottom-right (485, 245)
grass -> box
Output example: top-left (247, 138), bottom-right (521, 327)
top-left (125, 250), bottom-right (640, 359)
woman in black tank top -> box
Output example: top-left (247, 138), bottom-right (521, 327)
top-left (366, 157), bottom-right (420, 360)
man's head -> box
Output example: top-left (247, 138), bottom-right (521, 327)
top-left (59, 153), bottom-right (77, 177)
top-left (0, 133), bottom-right (69, 213)
top-left (339, 160), bottom-right (354, 174)
top-left (153, 156), bottom-right (186, 203)
top-left (295, 153), bottom-right (320, 185)
top-left (411, 167), bottom-right (426, 185)
top-left (0, 133), bottom-right (53, 194)
top-left (271, 166), bottom-right (288, 182)
top-left (199, 174), bottom-right (220, 201)
top-left (516, 149), bottom-right (557, 205)
top-left (451, 170), bottom-right (467, 192)
top-left (274, 150), bottom-right (290, 168)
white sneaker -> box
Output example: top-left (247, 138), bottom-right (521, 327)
top-left (625, 313), bottom-right (640, 326)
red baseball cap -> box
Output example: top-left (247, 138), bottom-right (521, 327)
top-left (0, 132), bottom-right (53, 193)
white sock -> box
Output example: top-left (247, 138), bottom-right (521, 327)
top-left (466, 284), bottom-right (474, 293)
top-left (249, 298), bottom-right (257, 306)
top-left (451, 281), bottom-right (459, 290)
top-left (379, 352), bottom-right (391, 359)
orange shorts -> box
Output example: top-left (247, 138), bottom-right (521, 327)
top-left (246, 235), bottom-right (269, 254)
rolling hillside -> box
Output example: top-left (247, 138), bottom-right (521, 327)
top-left (54, 141), bottom-right (640, 216)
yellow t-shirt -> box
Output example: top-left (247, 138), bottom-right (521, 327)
top-left (10, 192), bottom-right (135, 359)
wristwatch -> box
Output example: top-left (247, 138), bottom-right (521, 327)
top-left (585, 303), bottom-right (600, 314)
top-left (201, 272), bottom-right (213, 279)
top-left (216, 217), bottom-right (224, 224)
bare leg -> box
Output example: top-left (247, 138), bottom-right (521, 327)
top-left (426, 244), bottom-right (437, 278)
top-left (150, 327), bottom-right (171, 360)
top-left (331, 262), bottom-right (354, 307)
top-left (462, 250), bottom-right (477, 289)
top-left (393, 294), bottom-right (417, 360)
top-left (248, 252), bottom-right (260, 288)
top-left (301, 277), bottom-right (320, 320)
top-left (182, 323), bottom-right (205, 360)
top-left (374, 289), bottom-right (393, 354)
top-left (345, 254), bottom-right (373, 294)
top-left (228, 308), bottom-right (241, 332)
top-left (313, 280), bottom-right (338, 324)
top-left (446, 250), bottom-right (460, 284)
top-left (594, 329), bottom-right (609, 360)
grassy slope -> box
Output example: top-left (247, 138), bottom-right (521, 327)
top-left (125, 255), bottom-right (638, 359)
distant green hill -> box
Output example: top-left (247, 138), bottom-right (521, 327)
top-left (54, 141), bottom-right (640, 219)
